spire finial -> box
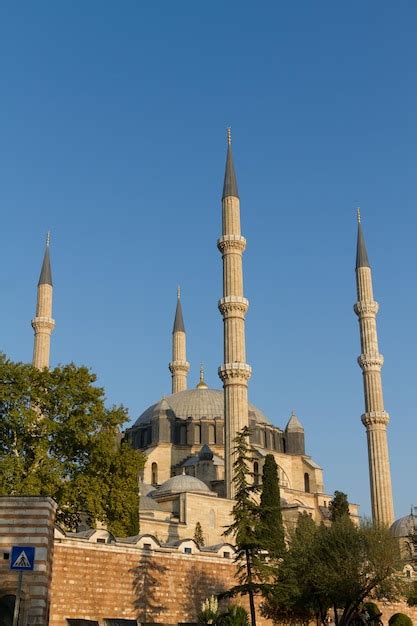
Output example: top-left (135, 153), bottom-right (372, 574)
top-left (177, 285), bottom-right (181, 300)
top-left (196, 361), bottom-right (208, 389)
top-left (227, 127), bottom-right (231, 145)
top-left (46, 231), bottom-right (51, 246)
top-left (357, 207), bottom-right (361, 224)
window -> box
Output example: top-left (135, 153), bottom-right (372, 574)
top-left (194, 424), bottom-right (201, 444)
top-left (208, 424), bottom-right (216, 444)
top-left (283, 438), bottom-right (287, 453)
top-left (304, 473), bottom-right (310, 493)
top-left (179, 424), bottom-right (187, 445)
top-left (253, 461), bottom-right (260, 485)
top-left (184, 547), bottom-right (192, 554)
top-left (223, 551), bottom-right (230, 559)
top-left (143, 543), bottom-right (152, 550)
top-left (96, 538), bottom-right (106, 544)
top-left (151, 462), bottom-right (158, 486)
top-left (104, 621), bottom-right (137, 626)
top-left (264, 430), bottom-right (268, 448)
top-left (67, 621), bottom-right (99, 626)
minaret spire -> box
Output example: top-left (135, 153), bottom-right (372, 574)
top-left (218, 129), bottom-right (252, 499)
top-left (353, 213), bottom-right (394, 525)
top-left (169, 287), bottom-right (190, 393)
top-left (222, 128), bottom-right (239, 201)
top-left (32, 233), bottom-right (55, 369)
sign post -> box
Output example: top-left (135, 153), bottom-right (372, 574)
top-left (10, 546), bottom-right (36, 626)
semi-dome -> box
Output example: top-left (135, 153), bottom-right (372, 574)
top-left (156, 474), bottom-right (213, 496)
top-left (390, 513), bottom-right (417, 538)
top-left (134, 387), bottom-right (270, 426)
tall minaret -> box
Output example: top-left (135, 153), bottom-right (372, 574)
top-left (169, 287), bottom-right (190, 393)
top-left (32, 232), bottom-right (55, 370)
top-left (218, 129), bottom-right (252, 499)
top-left (354, 210), bottom-right (394, 525)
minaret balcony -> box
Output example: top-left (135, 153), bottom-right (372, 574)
top-left (31, 316), bottom-right (55, 331)
top-left (361, 411), bottom-right (390, 427)
top-left (218, 362), bottom-right (252, 383)
top-left (218, 296), bottom-right (249, 317)
top-left (217, 234), bottom-right (246, 254)
top-left (354, 300), bottom-right (379, 317)
top-left (357, 353), bottom-right (384, 370)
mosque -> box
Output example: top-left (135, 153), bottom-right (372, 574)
top-left (1, 131), bottom-right (415, 625)
top-left (30, 129), bottom-right (399, 543)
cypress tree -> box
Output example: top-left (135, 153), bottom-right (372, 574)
top-left (258, 454), bottom-right (285, 559)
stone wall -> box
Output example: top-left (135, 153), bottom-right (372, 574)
top-left (0, 496), bottom-right (57, 625)
top-left (50, 538), bottom-right (269, 626)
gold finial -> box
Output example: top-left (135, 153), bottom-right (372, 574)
top-left (357, 207), bottom-right (361, 224)
top-left (46, 231), bottom-right (51, 247)
top-left (227, 127), bottom-right (231, 145)
top-left (177, 285), bottom-right (181, 299)
top-left (196, 362), bottom-right (208, 389)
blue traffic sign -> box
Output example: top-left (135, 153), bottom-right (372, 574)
top-left (10, 546), bottom-right (36, 571)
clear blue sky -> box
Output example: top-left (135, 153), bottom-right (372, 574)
top-left (1, 2), bottom-right (416, 520)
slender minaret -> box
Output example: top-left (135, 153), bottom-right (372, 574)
top-left (169, 287), bottom-right (190, 393)
top-left (218, 129), bottom-right (252, 499)
top-left (32, 232), bottom-right (55, 369)
top-left (354, 210), bottom-right (394, 525)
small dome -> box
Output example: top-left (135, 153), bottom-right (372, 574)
top-left (140, 483), bottom-right (156, 496)
top-left (390, 513), bottom-right (417, 538)
top-left (140, 495), bottom-right (163, 511)
top-left (156, 474), bottom-right (212, 496)
top-left (134, 388), bottom-right (270, 426)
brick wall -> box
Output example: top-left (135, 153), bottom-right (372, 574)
top-left (50, 539), bottom-right (269, 626)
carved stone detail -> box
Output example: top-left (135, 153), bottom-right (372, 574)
top-left (361, 411), bottom-right (390, 427)
top-left (217, 235), bottom-right (246, 254)
top-left (357, 353), bottom-right (384, 369)
top-left (31, 317), bottom-right (55, 332)
top-left (169, 360), bottom-right (190, 375)
top-left (354, 300), bottom-right (379, 317)
top-left (218, 296), bottom-right (249, 316)
top-left (218, 362), bottom-right (252, 383)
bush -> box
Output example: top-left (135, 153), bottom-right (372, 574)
top-left (218, 605), bottom-right (249, 626)
top-left (388, 613), bottom-right (413, 626)
top-left (363, 602), bottom-right (382, 622)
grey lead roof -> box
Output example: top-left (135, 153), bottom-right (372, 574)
top-left (222, 143), bottom-right (239, 200)
top-left (38, 245), bottom-right (53, 286)
top-left (173, 297), bottom-right (185, 333)
top-left (356, 223), bottom-right (370, 269)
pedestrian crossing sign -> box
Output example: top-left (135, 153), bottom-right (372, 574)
top-left (10, 546), bottom-right (36, 571)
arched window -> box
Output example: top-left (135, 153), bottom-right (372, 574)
top-left (253, 461), bottom-right (260, 485)
top-left (194, 424), bottom-right (201, 444)
top-left (209, 509), bottom-right (216, 528)
top-left (283, 438), bottom-right (287, 453)
top-left (304, 472), bottom-right (310, 493)
top-left (264, 430), bottom-right (268, 448)
top-left (151, 462), bottom-right (158, 486)
top-left (180, 424), bottom-right (187, 445)
top-left (208, 424), bottom-right (216, 444)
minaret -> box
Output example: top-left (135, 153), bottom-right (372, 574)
top-left (32, 232), bottom-right (55, 370)
top-left (169, 287), bottom-right (190, 393)
top-left (218, 129), bottom-right (252, 499)
top-left (354, 210), bottom-right (394, 525)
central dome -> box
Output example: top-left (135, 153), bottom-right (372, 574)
top-left (134, 387), bottom-right (270, 426)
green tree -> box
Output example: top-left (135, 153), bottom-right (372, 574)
top-left (0, 355), bottom-right (145, 535)
top-left (223, 426), bottom-right (263, 626)
top-left (262, 514), bottom-right (403, 626)
top-left (329, 490), bottom-right (350, 522)
top-left (257, 454), bottom-right (285, 560)
top-left (194, 521), bottom-right (205, 547)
